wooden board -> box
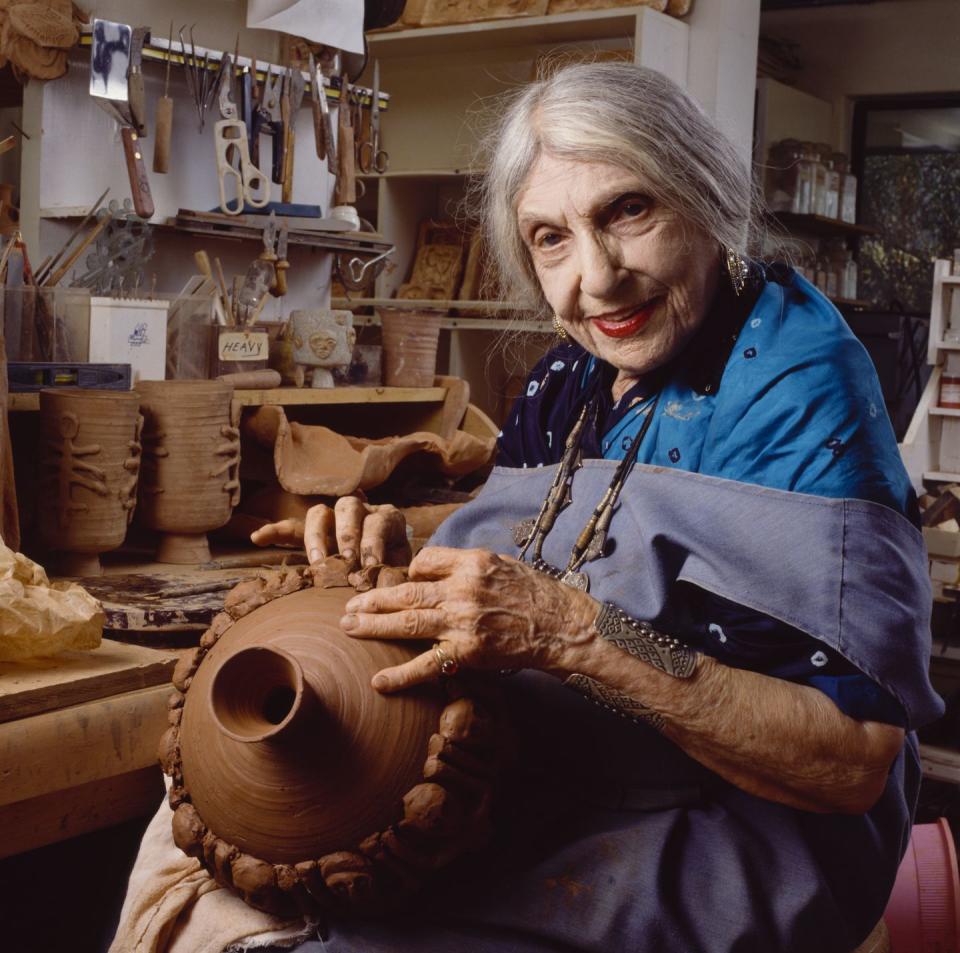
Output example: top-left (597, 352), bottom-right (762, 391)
top-left (0, 766), bottom-right (164, 860)
top-left (0, 640), bottom-right (178, 724)
top-left (0, 683), bottom-right (171, 807)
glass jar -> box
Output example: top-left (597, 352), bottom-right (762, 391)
top-left (833, 153), bottom-right (858, 224)
top-left (812, 143), bottom-right (832, 217)
top-left (765, 139), bottom-right (802, 213)
top-left (794, 142), bottom-right (818, 215)
top-left (822, 152), bottom-right (840, 219)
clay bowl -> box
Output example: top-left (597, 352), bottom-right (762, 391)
top-left (179, 585), bottom-right (443, 864)
top-left (136, 380), bottom-right (240, 564)
top-left (37, 388), bottom-right (142, 576)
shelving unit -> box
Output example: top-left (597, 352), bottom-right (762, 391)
top-left (900, 259), bottom-right (960, 485)
top-left (356, 6), bottom-right (690, 422)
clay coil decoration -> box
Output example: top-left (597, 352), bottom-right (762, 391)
top-left (160, 568), bottom-right (500, 917)
top-left (37, 388), bottom-right (143, 576)
top-left (136, 380), bottom-right (241, 564)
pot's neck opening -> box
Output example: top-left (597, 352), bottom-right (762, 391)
top-left (209, 645), bottom-right (312, 744)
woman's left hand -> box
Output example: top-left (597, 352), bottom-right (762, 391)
top-left (340, 546), bottom-right (599, 692)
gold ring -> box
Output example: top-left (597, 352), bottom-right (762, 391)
top-left (433, 643), bottom-right (459, 678)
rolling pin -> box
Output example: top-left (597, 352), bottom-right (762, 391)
top-left (153, 22), bottom-right (174, 174)
top-left (217, 369), bottom-right (282, 389)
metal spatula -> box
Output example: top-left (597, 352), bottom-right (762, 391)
top-left (90, 19), bottom-right (154, 219)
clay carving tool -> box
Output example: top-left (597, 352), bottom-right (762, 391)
top-left (194, 249), bottom-right (228, 325)
top-left (270, 220), bottom-right (289, 298)
top-left (89, 19), bottom-right (154, 219)
top-left (43, 215), bottom-right (111, 288)
top-left (334, 73), bottom-right (357, 205)
top-left (281, 66), bottom-right (305, 203)
top-left (311, 54), bottom-right (337, 172)
top-left (153, 21), bottom-right (174, 174)
top-left (259, 70), bottom-right (286, 185)
top-left (34, 187), bottom-right (109, 284)
top-left (214, 256), bottom-right (234, 324)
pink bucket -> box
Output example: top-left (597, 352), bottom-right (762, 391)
top-left (884, 818), bottom-right (960, 952)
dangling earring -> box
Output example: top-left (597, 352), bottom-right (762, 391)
top-left (725, 247), bottom-right (749, 297)
top-left (553, 315), bottom-right (568, 339)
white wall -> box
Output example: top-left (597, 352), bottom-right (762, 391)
top-left (761, 0), bottom-right (960, 149)
top-left (688, 0), bottom-right (762, 164)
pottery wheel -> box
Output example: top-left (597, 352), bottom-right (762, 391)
top-left (65, 572), bottom-right (246, 633)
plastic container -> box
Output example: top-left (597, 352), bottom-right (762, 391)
top-left (883, 818), bottom-right (960, 953)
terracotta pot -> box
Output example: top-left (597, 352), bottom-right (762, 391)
top-left (181, 586), bottom-right (442, 861)
top-left (164, 575), bottom-right (501, 916)
top-left (378, 311), bottom-right (441, 388)
top-left (37, 388), bottom-right (142, 576)
top-left (137, 380), bottom-right (240, 564)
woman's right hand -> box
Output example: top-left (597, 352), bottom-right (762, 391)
top-left (250, 496), bottom-right (411, 569)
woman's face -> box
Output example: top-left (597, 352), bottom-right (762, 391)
top-left (516, 154), bottom-right (721, 378)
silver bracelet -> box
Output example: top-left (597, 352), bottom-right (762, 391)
top-left (564, 673), bottom-right (666, 730)
top-left (594, 602), bottom-right (699, 679)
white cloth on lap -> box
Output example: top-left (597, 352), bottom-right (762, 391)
top-left (109, 783), bottom-right (315, 953)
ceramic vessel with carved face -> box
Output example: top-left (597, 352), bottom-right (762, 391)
top-left (290, 310), bottom-right (355, 388)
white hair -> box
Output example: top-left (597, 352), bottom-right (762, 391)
top-left (475, 61), bottom-right (766, 318)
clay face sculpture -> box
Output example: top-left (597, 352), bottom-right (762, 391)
top-left (38, 388), bottom-right (142, 576)
top-left (161, 570), bottom-right (500, 917)
top-left (136, 380), bottom-right (240, 564)
top-left (289, 309), bottom-right (355, 388)
top-left (377, 311), bottom-right (442, 388)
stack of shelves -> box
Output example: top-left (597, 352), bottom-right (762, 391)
top-left (353, 6), bottom-right (690, 422)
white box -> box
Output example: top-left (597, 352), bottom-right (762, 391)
top-left (930, 558), bottom-right (960, 584)
top-left (88, 296), bottom-right (169, 384)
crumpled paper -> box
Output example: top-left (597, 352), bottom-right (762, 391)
top-left (0, 537), bottom-right (104, 660)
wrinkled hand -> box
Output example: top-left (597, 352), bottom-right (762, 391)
top-left (250, 496), bottom-right (411, 570)
top-left (340, 546), bottom-right (599, 692)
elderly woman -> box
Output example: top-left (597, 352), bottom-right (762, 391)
top-left (249, 62), bottom-right (942, 953)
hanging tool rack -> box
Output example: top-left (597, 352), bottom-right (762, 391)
top-left (76, 28), bottom-right (389, 112)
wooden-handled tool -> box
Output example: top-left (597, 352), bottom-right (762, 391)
top-left (90, 19), bottom-right (155, 219)
top-left (334, 74), bottom-right (357, 205)
top-left (153, 21), bottom-right (174, 174)
top-left (120, 128), bottom-right (154, 218)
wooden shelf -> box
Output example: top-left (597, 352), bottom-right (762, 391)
top-left (368, 6), bottom-right (670, 56)
top-left (9, 386), bottom-right (446, 412)
top-left (924, 471), bottom-right (960, 483)
top-left (919, 743), bottom-right (960, 785)
top-left (774, 212), bottom-right (876, 238)
top-left (164, 215), bottom-right (392, 256)
top-left (333, 297), bottom-right (530, 314)
top-left (930, 407), bottom-right (960, 417)
top-left (358, 169), bottom-right (479, 180)
top-left (350, 312), bottom-right (551, 333)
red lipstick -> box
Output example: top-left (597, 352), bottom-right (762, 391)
top-left (591, 300), bottom-right (659, 338)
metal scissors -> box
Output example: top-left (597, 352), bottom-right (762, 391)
top-left (357, 60), bottom-right (388, 174)
top-left (214, 52), bottom-right (269, 214)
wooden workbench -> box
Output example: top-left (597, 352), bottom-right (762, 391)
top-left (0, 639), bottom-right (179, 859)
